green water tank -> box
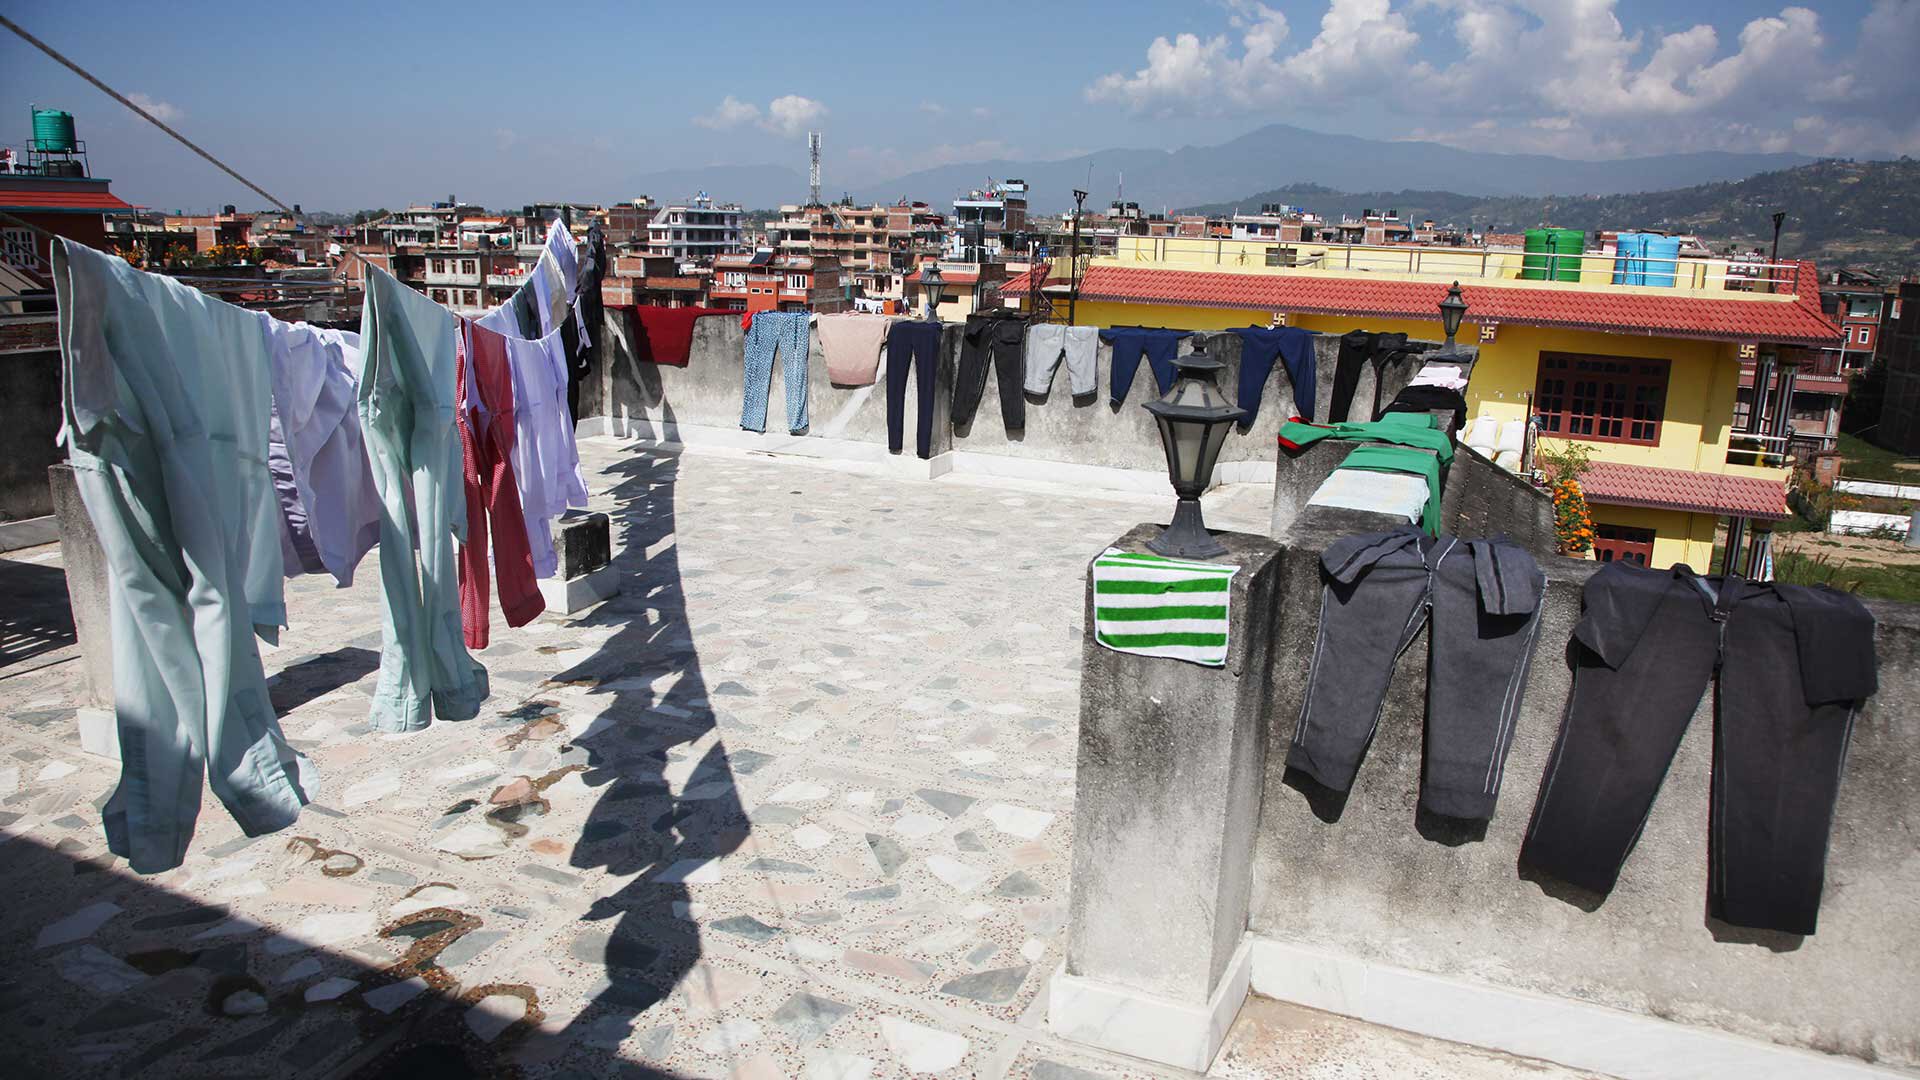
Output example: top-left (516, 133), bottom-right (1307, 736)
top-left (31, 108), bottom-right (77, 153)
top-left (1520, 228), bottom-right (1551, 280)
top-left (1548, 227), bottom-right (1585, 282)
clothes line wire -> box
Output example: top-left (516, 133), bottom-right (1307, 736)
top-left (0, 13), bottom-right (295, 215)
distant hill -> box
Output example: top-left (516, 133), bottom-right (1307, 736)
top-left (849, 123), bottom-right (1814, 213)
top-left (604, 123), bottom-right (1818, 223)
top-left (1179, 159), bottom-right (1920, 279)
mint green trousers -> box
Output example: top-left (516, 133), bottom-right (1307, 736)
top-left (357, 266), bottom-right (489, 731)
top-left (54, 239), bottom-right (312, 873)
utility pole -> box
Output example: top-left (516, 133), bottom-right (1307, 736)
top-left (1767, 210), bottom-right (1787, 294)
top-left (1069, 188), bottom-right (1087, 327)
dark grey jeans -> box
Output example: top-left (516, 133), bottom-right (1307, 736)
top-left (1289, 531), bottom-right (1546, 820)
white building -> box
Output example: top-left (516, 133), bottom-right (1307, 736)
top-left (647, 194), bottom-right (745, 263)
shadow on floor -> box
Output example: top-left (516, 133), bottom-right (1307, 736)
top-left (513, 446), bottom-right (751, 1074)
top-left (0, 830), bottom-right (697, 1079)
top-left (0, 555), bottom-right (78, 672)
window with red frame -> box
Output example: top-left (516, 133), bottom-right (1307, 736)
top-left (1592, 523), bottom-right (1656, 567)
top-left (1533, 353), bottom-right (1670, 446)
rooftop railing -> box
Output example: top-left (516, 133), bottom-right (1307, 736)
top-left (1101, 235), bottom-right (1805, 296)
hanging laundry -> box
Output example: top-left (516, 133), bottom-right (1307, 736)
top-left (1382, 383), bottom-right (1469, 433)
top-left (457, 320), bottom-right (545, 648)
top-left (571, 221), bottom-right (608, 419)
top-left (1226, 325), bottom-right (1316, 426)
top-left (630, 305), bottom-right (733, 367)
top-left (267, 405), bottom-right (326, 578)
top-left (51, 238), bottom-right (314, 874)
top-left (1024, 323), bottom-right (1098, 399)
top-left (1520, 564), bottom-right (1877, 935)
top-left (1327, 331), bottom-right (1421, 423)
top-left (260, 315), bottom-right (381, 588)
top-left (1278, 415), bottom-right (1455, 463)
top-left (1407, 363), bottom-right (1468, 391)
top-left (503, 324), bottom-right (590, 578)
top-left (1102, 327), bottom-right (1191, 406)
top-left (1305, 465), bottom-right (1432, 525)
top-left (815, 311), bottom-right (898, 387)
top-left (1290, 529), bottom-right (1545, 819)
top-left (741, 310), bottom-right (811, 434)
top-left (953, 312), bottom-right (1027, 433)
top-left (887, 320), bottom-right (944, 459)
top-left (358, 264), bottom-right (490, 732)
top-left (1335, 444), bottom-right (1445, 535)
top-left (1092, 547), bottom-right (1240, 667)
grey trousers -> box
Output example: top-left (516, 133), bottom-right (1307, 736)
top-left (1289, 532), bottom-right (1545, 820)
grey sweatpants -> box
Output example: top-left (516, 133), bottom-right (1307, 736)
top-left (1289, 531), bottom-right (1545, 819)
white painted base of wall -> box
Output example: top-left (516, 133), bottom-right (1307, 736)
top-left (1046, 939), bottom-right (1253, 1072)
top-left (579, 417), bottom-right (1267, 497)
top-left (0, 513), bottom-right (58, 553)
top-left (78, 707), bottom-right (119, 761)
top-left (1248, 938), bottom-right (1904, 1080)
top-left (536, 565), bottom-right (619, 616)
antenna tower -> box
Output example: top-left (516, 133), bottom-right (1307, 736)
top-left (808, 132), bottom-right (822, 206)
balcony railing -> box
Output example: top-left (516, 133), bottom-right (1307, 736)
top-left (1104, 236), bottom-right (1804, 296)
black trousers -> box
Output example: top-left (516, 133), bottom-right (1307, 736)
top-left (887, 321), bottom-right (943, 459)
top-left (1520, 571), bottom-right (1860, 935)
top-left (952, 314), bottom-right (1026, 433)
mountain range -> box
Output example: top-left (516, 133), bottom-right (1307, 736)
top-left (620, 123), bottom-right (1815, 214)
top-left (1179, 158), bottom-right (1920, 278)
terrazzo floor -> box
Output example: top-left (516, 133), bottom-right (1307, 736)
top-left (0, 437), bottom-right (1597, 1080)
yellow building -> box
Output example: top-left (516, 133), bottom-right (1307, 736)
top-left (1006, 237), bottom-right (1842, 569)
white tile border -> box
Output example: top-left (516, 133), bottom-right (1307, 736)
top-left (1248, 937), bottom-right (1905, 1080)
top-left (1046, 938), bottom-right (1252, 1072)
top-left (536, 564), bottom-right (619, 616)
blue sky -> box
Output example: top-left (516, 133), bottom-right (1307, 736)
top-left (2, 0), bottom-right (1913, 212)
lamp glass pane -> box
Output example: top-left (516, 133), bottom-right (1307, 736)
top-left (1171, 417), bottom-right (1206, 485)
top-left (1153, 414), bottom-right (1181, 483)
top-left (1200, 418), bottom-right (1233, 480)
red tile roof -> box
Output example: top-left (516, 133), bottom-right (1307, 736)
top-left (0, 187), bottom-right (138, 214)
top-left (907, 269), bottom-right (980, 284)
top-left (1003, 262), bottom-right (1841, 346)
top-left (1580, 460), bottom-right (1788, 520)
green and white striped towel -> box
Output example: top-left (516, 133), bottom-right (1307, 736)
top-left (1092, 547), bottom-right (1240, 667)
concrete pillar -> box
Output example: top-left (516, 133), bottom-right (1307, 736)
top-left (49, 463), bottom-right (120, 759)
top-left (1049, 523), bottom-right (1281, 1071)
top-left (48, 464), bottom-right (112, 707)
top-left (536, 509), bottom-right (619, 615)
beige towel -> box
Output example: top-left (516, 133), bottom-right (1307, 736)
top-left (816, 313), bottom-right (898, 386)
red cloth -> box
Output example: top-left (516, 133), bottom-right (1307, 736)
top-left (630, 305), bottom-right (732, 366)
top-left (457, 319), bottom-right (545, 649)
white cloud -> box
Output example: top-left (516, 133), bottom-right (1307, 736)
top-left (1089, 0), bottom-right (1920, 157)
top-left (694, 94), bottom-right (827, 138)
top-left (693, 95), bottom-right (763, 130)
top-left (126, 93), bottom-right (184, 124)
top-left (1086, 0), bottom-right (1418, 113)
top-left (764, 94), bottom-right (827, 137)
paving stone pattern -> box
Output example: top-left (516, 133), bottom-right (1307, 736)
top-left (0, 439), bottom-right (1598, 1080)
top-left (0, 440), bottom-right (1216, 1080)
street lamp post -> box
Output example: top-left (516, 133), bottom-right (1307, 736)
top-left (1143, 355), bottom-right (1246, 559)
top-left (1068, 188), bottom-right (1087, 326)
top-left (1437, 281), bottom-right (1468, 354)
top-left (920, 262), bottom-right (946, 322)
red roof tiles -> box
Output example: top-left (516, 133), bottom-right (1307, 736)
top-left (0, 188), bottom-right (137, 214)
top-left (1003, 263), bottom-right (1841, 346)
top-left (1580, 460), bottom-right (1788, 520)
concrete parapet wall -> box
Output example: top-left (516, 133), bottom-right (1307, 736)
top-left (1248, 506), bottom-right (1920, 1068)
top-left (582, 309), bottom-right (1452, 482)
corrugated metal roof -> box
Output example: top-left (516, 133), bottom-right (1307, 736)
top-left (0, 187), bottom-right (137, 214)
